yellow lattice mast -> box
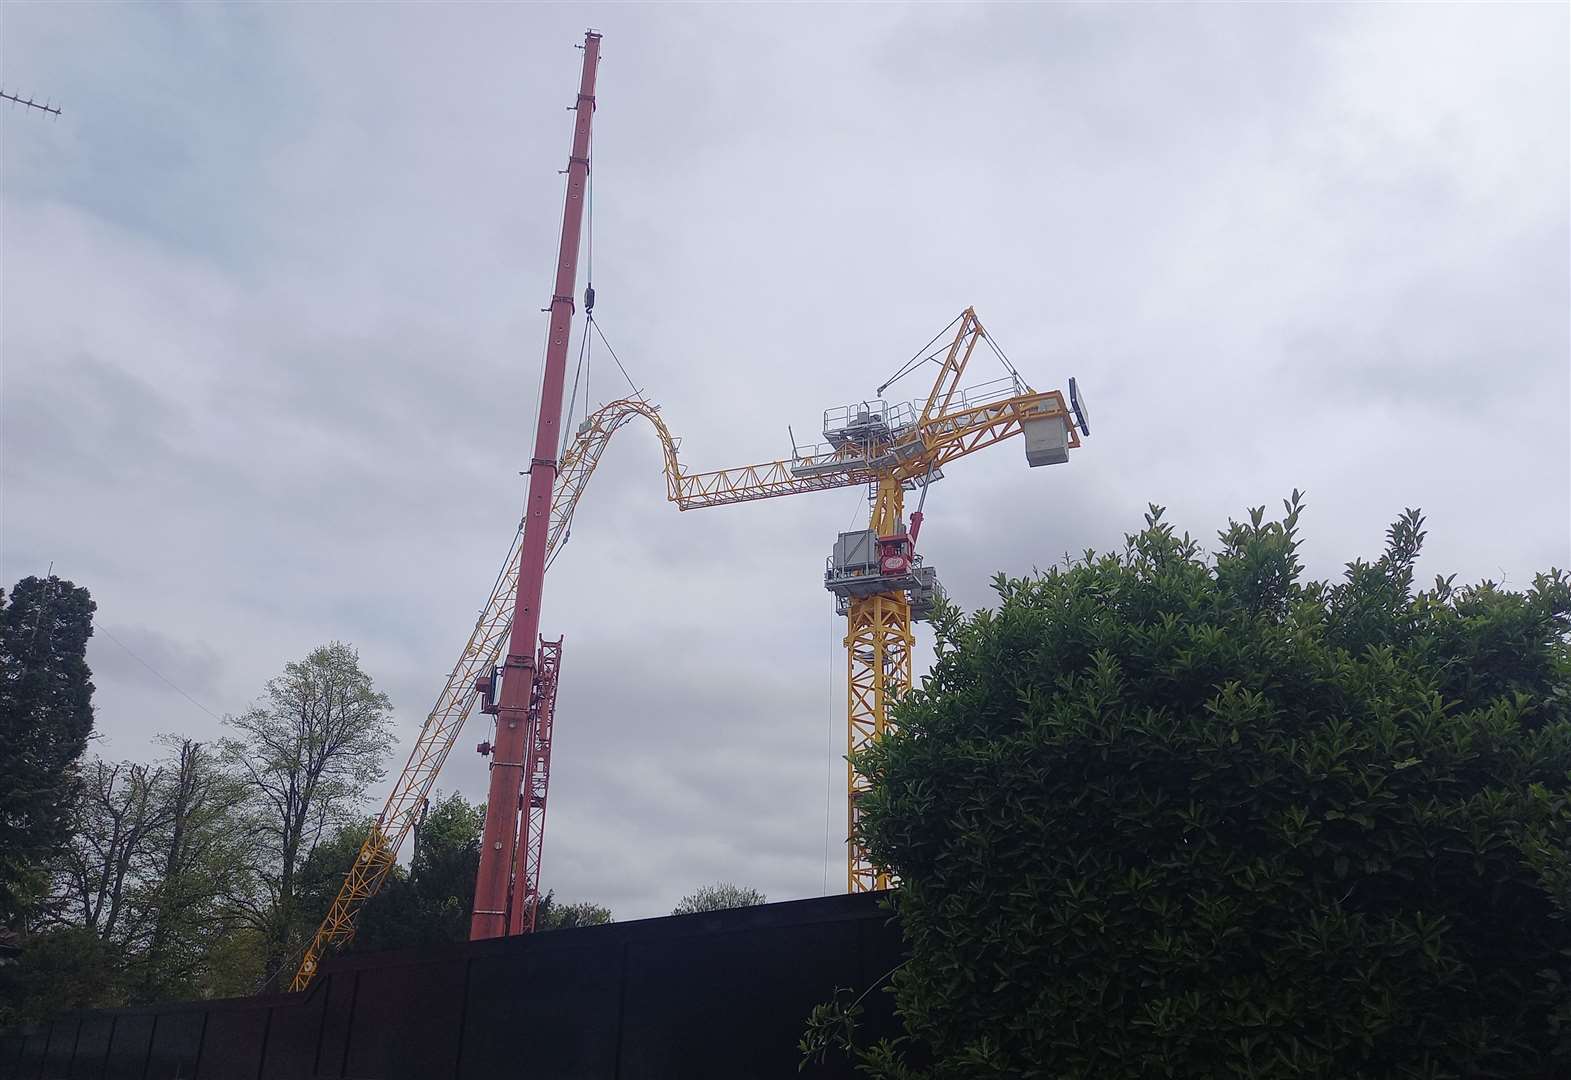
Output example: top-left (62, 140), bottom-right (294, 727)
top-left (809, 307), bottom-right (1081, 888)
top-left (293, 310), bottom-right (1086, 988)
top-left (844, 478), bottom-right (913, 891)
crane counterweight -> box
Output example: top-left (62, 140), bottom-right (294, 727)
top-left (1023, 411), bottom-right (1072, 466)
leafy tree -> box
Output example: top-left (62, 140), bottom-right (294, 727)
top-left (129, 739), bottom-right (250, 1002)
top-left (199, 923), bottom-right (268, 999)
top-left (809, 499), bottom-right (1571, 1079)
top-left (672, 882), bottom-right (765, 915)
top-left (0, 926), bottom-right (120, 1025)
top-left (293, 816), bottom-right (409, 955)
top-left (46, 758), bottom-right (164, 945)
top-left (293, 792), bottom-right (484, 956)
top-left (402, 791), bottom-right (484, 945)
top-left (0, 576), bottom-right (96, 926)
top-left (39, 740), bottom-right (250, 1003)
top-left (222, 642), bottom-right (393, 990)
top-left (536, 891), bottom-right (613, 930)
top-left (291, 794), bottom-right (617, 956)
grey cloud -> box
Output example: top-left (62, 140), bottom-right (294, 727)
top-left (3, 3), bottom-right (1565, 922)
top-left (90, 623), bottom-right (226, 706)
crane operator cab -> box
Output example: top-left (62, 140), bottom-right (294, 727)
top-left (825, 523), bottom-right (943, 621)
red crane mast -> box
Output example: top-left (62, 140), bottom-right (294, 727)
top-left (469, 30), bottom-right (602, 942)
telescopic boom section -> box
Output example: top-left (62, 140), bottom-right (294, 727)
top-left (470, 30), bottom-right (602, 942)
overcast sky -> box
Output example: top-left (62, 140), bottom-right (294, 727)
top-left (3, 3), bottom-right (1567, 922)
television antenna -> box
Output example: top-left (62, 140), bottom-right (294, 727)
top-left (1, 89), bottom-right (62, 118)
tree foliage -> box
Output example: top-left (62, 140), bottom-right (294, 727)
top-left (0, 635), bottom-right (438, 1019)
top-left (222, 642), bottom-right (394, 989)
top-left (403, 791), bottom-right (485, 944)
top-left (49, 758), bottom-right (165, 945)
top-left (131, 738), bottom-right (250, 1002)
top-left (821, 499), bottom-right (1571, 1079)
top-left (293, 792), bottom-right (486, 956)
top-left (0, 927), bottom-right (121, 1026)
top-left (0, 576), bottom-right (96, 926)
top-left (293, 818), bottom-right (396, 953)
top-left (536, 891), bottom-right (613, 931)
top-left (672, 882), bottom-right (766, 915)
top-left (30, 739), bottom-right (248, 1009)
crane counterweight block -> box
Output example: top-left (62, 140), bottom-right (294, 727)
top-left (474, 670), bottom-right (500, 715)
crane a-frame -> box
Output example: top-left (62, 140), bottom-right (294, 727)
top-left (290, 30), bottom-right (1089, 990)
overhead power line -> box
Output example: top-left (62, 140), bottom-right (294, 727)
top-left (99, 626), bottom-right (225, 721)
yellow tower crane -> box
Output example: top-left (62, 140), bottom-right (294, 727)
top-left (292, 307), bottom-right (1086, 988)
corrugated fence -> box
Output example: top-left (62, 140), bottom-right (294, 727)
top-left (1, 891), bottom-right (904, 1080)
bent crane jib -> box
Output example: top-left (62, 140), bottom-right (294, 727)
top-left (293, 308), bottom-right (1087, 989)
top-left (291, 187), bottom-right (1089, 992)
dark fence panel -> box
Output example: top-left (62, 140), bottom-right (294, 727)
top-left (618, 914), bottom-right (863, 1080)
top-left (41, 1021), bottom-right (77, 1080)
top-left (14, 1031), bottom-right (45, 1080)
top-left (0, 1035), bottom-right (17, 1078)
top-left (1, 892), bottom-right (904, 1080)
top-left (458, 938), bottom-right (623, 1080)
top-left (144, 1011), bottom-right (203, 1080)
top-left (102, 1014), bottom-right (154, 1080)
top-left (66, 1016), bottom-right (112, 1080)
top-left (341, 958), bottom-right (466, 1080)
top-left (853, 908), bottom-right (906, 1049)
top-left (257, 977), bottom-right (324, 1080)
top-left (195, 1008), bottom-right (267, 1080)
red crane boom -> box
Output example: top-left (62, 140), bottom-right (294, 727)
top-left (469, 30), bottom-right (602, 942)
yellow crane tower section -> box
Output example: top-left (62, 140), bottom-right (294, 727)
top-left (293, 308), bottom-right (1085, 988)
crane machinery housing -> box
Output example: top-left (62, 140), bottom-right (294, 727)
top-left (291, 30), bottom-right (1091, 990)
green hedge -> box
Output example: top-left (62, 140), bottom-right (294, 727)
top-left (837, 498), bottom-right (1571, 1079)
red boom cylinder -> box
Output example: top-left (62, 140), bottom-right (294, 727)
top-left (470, 30), bottom-right (602, 941)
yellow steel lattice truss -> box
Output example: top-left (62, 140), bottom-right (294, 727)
top-left (289, 402), bottom-right (632, 990)
top-left (845, 592), bottom-right (911, 891)
top-left (294, 309), bottom-right (1082, 988)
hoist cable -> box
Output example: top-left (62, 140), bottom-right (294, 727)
top-left (978, 326), bottom-right (1027, 391)
top-left (573, 117), bottom-right (638, 401)
top-left (561, 320), bottom-right (592, 459)
top-left (588, 315), bottom-right (640, 397)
